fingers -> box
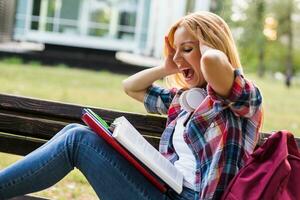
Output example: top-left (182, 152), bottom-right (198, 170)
top-left (164, 36), bottom-right (175, 55)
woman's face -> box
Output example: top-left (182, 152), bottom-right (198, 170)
top-left (173, 26), bottom-right (206, 88)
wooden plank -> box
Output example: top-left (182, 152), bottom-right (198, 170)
top-left (0, 93), bottom-right (166, 135)
top-left (0, 133), bottom-right (45, 156)
top-left (0, 112), bottom-right (69, 139)
top-left (1, 129), bottom-right (298, 157)
top-left (0, 111), bottom-right (162, 140)
top-left (9, 195), bottom-right (50, 200)
top-left (143, 135), bottom-right (160, 149)
top-left (0, 132), bottom-right (160, 156)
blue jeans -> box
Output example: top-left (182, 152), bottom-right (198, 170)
top-left (0, 124), bottom-right (196, 200)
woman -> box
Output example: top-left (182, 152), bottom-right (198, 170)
top-left (0, 11), bottom-right (262, 200)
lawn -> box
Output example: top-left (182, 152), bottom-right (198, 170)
top-left (0, 58), bottom-right (299, 199)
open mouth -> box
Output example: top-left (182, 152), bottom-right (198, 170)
top-left (182, 68), bottom-right (194, 80)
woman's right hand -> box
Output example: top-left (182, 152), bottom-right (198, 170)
top-left (122, 37), bottom-right (180, 103)
top-left (164, 36), bottom-right (180, 76)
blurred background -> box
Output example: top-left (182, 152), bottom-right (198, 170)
top-left (0, 0), bottom-right (300, 76)
top-left (0, 0), bottom-right (299, 199)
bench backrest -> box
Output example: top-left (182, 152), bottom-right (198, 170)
top-left (0, 93), bottom-right (299, 156)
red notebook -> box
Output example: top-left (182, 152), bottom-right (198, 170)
top-left (81, 109), bottom-right (167, 193)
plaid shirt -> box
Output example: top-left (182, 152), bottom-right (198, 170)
top-left (144, 69), bottom-right (263, 200)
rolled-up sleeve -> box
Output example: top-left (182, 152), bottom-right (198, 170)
top-left (207, 69), bottom-right (262, 118)
top-left (144, 85), bottom-right (177, 115)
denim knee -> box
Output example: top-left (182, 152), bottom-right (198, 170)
top-left (63, 124), bottom-right (99, 146)
top-left (51, 123), bottom-right (85, 140)
top-left (63, 123), bottom-right (84, 131)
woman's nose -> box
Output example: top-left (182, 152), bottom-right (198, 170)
top-left (173, 50), bottom-right (182, 64)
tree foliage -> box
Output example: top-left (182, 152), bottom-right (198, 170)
top-left (209, 0), bottom-right (300, 84)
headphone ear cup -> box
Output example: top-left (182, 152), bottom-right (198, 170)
top-left (179, 88), bottom-right (207, 112)
top-left (179, 91), bottom-right (194, 112)
top-left (186, 88), bottom-right (206, 110)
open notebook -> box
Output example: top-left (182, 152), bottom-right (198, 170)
top-left (81, 108), bottom-right (183, 194)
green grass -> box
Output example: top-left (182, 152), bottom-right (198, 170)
top-left (0, 59), bottom-right (146, 113)
top-left (0, 58), bottom-right (299, 199)
top-left (0, 151), bottom-right (97, 199)
top-left (247, 73), bottom-right (300, 134)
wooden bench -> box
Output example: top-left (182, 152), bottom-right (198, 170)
top-left (0, 93), bottom-right (299, 199)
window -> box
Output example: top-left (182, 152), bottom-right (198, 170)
top-left (28, 0), bottom-right (138, 40)
top-left (31, 0), bottom-right (41, 30)
top-left (86, 0), bottom-right (137, 40)
top-left (118, 11), bottom-right (136, 39)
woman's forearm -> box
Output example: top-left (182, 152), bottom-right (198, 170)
top-left (122, 65), bottom-right (169, 102)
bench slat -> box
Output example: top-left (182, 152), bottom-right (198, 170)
top-left (0, 133), bottom-right (45, 156)
top-left (9, 195), bottom-right (50, 200)
top-left (0, 93), bottom-right (166, 135)
top-left (0, 112), bottom-right (68, 139)
top-left (0, 131), bottom-right (160, 156)
top-left (0, 112), bottom-right (162, 139)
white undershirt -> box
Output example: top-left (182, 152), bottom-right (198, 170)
top-left (172, 113), bottom-right (196, 190)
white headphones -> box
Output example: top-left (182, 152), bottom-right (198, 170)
top-left (179, 88), bottom-right (207, 112)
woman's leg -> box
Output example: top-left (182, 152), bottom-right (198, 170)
top-left (0, 124), bottom-right (82, 199)
top-left (0, 124), bottom-right (168, 200)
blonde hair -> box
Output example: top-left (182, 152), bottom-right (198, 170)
top-left (165, 11), bottom-right (242, 88)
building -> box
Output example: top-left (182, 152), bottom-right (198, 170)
top-left (0, 0), bottom-right (16, 42)
top-left (12, 0), bottom-right (210, 59)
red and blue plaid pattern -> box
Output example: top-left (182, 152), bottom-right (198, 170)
top-left (144, 70), bottom-right (263, 200)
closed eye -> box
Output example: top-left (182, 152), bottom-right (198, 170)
top-left (183, 48), bottom-right (192, 53)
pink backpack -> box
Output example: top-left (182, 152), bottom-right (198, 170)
top-left (222, 130), bottom-right (300, 200)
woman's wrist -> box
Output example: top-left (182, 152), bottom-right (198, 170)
top-left (156, 65), bottom-right (175, 78)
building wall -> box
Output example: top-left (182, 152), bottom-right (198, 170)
top-left (144, 0), bottom-right (210, 58)
top-left (12, 0), bottom-right (210, 57)
top-left (13, 0), bottom-right (141, 51)
top-left (0, 0), bottom-right (16, 42)
top-left (145, 0), bottom-right (186, 58)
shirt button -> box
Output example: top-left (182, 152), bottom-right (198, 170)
top-left (210, 123), bottom-right (215, 128)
